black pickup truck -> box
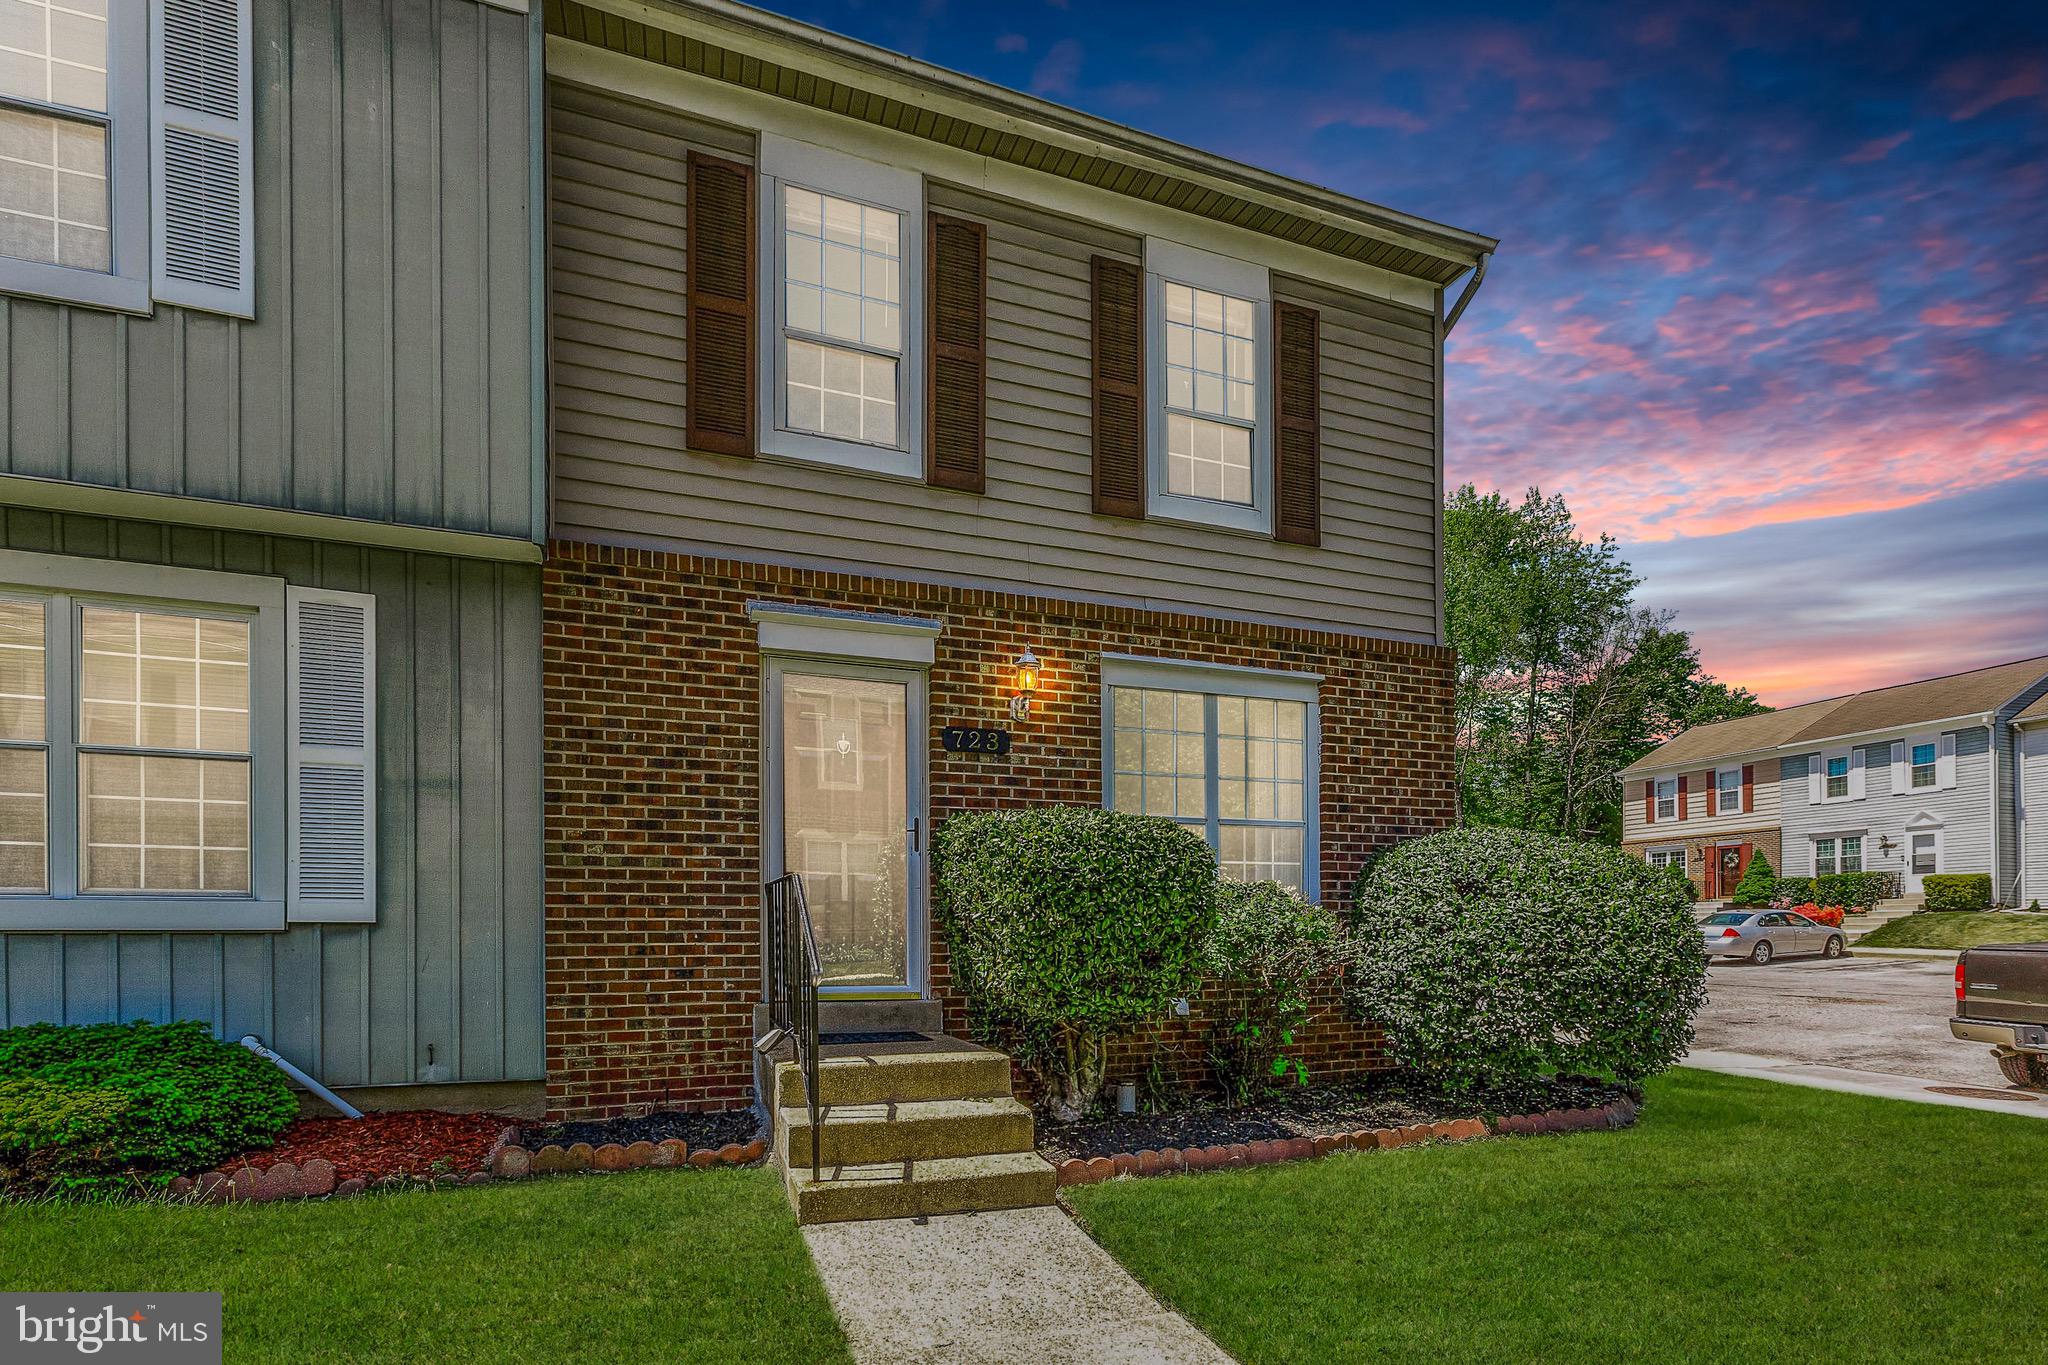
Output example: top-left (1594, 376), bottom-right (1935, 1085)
top-left (1951, 943), bottom-right (2048, 1089)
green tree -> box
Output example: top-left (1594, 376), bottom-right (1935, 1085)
top-left (1729, 850), bottom-right (1778, 908)
top-left (1444, 485), bottom-right (1767, 841)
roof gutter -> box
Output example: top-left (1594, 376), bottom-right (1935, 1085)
top-left (1778, 711), bottom-right (1997, 751)
top-left (1441, 252), bottom-right (1490, 337)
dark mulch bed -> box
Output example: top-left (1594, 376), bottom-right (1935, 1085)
top-left (217, 1111), bottom-right (512, 1184)
top-left (518, 1108), bottom-right (761, 1153)
top-left (1038, 1075), bottom-right (1633, 1163)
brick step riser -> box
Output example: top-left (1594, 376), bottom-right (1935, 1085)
top-left (776, 1110), bottom-right (1036, 1168)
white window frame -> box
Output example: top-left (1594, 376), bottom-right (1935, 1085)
top-left (754, 133), bottom-right (925, 481)
top-left (0, 0), bottom-right (149, 312)
top-left (1820, 747), bottom-right (1856, 802)
top-left (1655, 777), bottom-right (1677, 821)
top-left (1909, 736), bottom-right (1939, 790)
top-left (0, 549), bottom-right (286, 931)
top-left (1646, 846), bottom-right (1686, 873)
top-left (1143, 237), bottom-right (1272, 534)
top-left (1099, 654), bottom-right (1320, 895)
top-left (1715, 765), bottom-right (1743, 816)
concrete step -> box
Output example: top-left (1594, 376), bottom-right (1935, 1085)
top-left (773, 1039), bottom-right (1013, 1109)
top-left (778, 1096), bottom-right (1035, 1167)
top-left (786, 1150), bottom-right (1057, 1225)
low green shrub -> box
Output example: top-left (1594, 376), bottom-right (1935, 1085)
top-left (1201, 880), bottom-right (1349, 1104)
top-left (1772, 876), bottom-right (1816, 904)
top-left (0, 1020), bottom-right (299, 1197)
top-left (1347, 827), bottom-right (1707, 1087)
top-left (1816, 871), bottom-right (1893, 910)
top-left (1923, 874), bottom-right (1993, 912)
top-left (932, 806), bottom-right (1217, 1121)
top-left (1729, 850), bottom-right (1777, 907)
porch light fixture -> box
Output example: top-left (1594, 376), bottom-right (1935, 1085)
top-left (1010, 649), bottom-right (1042, 722)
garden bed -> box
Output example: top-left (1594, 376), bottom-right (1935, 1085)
top-left (1039, 1074), bottom-right (1632, 1163)
top-left (217, 1110), bottom-right (510, 1184)
top-left (518, 1107), bottom-right (759, 1154)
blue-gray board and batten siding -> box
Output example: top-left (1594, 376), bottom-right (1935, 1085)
top-left (0, 511), bottom-right (544, 1089)
top-left (0, 0), bottom-right (540, 544)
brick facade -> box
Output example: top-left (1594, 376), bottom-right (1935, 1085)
top-left (1623, 827), bottom-right (1783, 900)
top-left (544, 541), bottom-right (1456, 1119)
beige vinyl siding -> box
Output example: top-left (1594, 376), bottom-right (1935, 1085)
top-left (546, 82), bottom-right (1442, 642)
top-left (1620, 756), bottom-right (1780, 846)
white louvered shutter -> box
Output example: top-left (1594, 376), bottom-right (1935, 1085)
top-left (1890, 742), bottom-right (1906, 793)
top-left (288, 587), bottom-right (376, 922)
top-left (152, 0), bottom-right (254, 316)
top-left (1938, 732), bottom-right (1958, 790)
top-left (1808, 758), bottom-right (1823, 805)
top-left (1848, 748), bottom-right (1866, 800)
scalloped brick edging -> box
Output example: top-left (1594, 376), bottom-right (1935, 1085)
top-left (164, 1126), bottom-right (771, 1204)
top-left (1052, 1097), bottom-right (1640, 1188)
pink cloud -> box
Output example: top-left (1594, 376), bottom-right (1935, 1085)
top-left (994, 33), bottom-right (1028, 54)
top-left (1941, 56), bottom-right (2048, 120)
top-left (1613, 241), bottom-right (1710, 276)
top-left (1920, 301), bottom-right (2008, 329)
top-left (1306, 100), bottom-right (1428, 135)
top-left (1842, 131), bottom-right (1911, 163)
top-left (1818, 335), bottom-right (1892, 365)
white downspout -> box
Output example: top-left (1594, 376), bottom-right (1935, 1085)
top-left (240, 1035), bottom-right (363, 1119)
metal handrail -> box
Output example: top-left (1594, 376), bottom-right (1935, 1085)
top-left (766, 873), bottom-right (822, 1181)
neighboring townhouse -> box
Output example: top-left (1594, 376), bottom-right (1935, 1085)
top-left (540, 0), bottom-right (1492, 1118)
top-left (2017, 693), bottom-right (2048, 906)
top-left (1619, 697), bottom-right (1848, 898)
top-left (0, 0), bottom-right (547, 1111)
top-left (1626, 656), bottom-right (2048, 904)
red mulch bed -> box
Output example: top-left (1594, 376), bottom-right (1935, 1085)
top-left (215, 1111), bottom-right (510, 1184)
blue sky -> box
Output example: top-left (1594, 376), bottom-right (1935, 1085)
top-left (758, 0), bottom-right (2048, 703)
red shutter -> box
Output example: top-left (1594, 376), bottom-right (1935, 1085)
top-left (685, 150), bottom-right (755, 458)
top-left (1742, 763), bottom-right (1755, 814)
top-left (1272, 300), bottom-right (1321, 546)
top-left (1644, 780), bottom-right (1656, 825)
top-left (1677, 774), bottom-right (1689, 821)
top-left (1090, 254), bottom-right (1145, 518)
top-left (926, 213), bottom-right (987, 492)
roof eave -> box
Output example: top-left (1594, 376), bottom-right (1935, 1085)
top-left (1777, 711), bottom-right (1998, 752)
top-left (582, 0), bottom-right (1499, 274)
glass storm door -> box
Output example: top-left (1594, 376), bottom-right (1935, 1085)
top-left (767, 659), bottom-right (926, 995)
top-left (1908, 833), bottom-right (1938, 894)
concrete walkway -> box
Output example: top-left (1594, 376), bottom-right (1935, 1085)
top-left (1684, 1048), bottom-right (2048, 1119)
top-left (803, 1205), bottom-right (1234, 1364)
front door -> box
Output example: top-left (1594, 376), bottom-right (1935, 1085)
top-left (766, 659), bottom-right (926, 997)
top-left (1907, 831), bottom-right (1939, 895)
top-left (1709, 844), bottom-right (1749, 900)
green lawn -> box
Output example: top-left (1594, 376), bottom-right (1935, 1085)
top-left (1068, 1069), bottom-right (2048, 1362)
top-left (1858, 910), bottom-right (2048, 949)
top-left (0, 1167), bottom-right (847, 1365)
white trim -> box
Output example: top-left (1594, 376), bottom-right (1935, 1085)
top-left (1654, 776), bottom-right (1677, 823)
top-left (0, 0), bottom-right (150, 313)
top-left (545, 38), bottom-right (1442, 311)
top-left (1142, 237), bottom-right (1273, 534)
top-left (0, 549), bottom-right (287, 932)
top-left (754, 133), bottom-right (926, 481)
top-left (1713, 765), bottom-right (1743, 816)
top-left (746, 600), bottom-right (941, 666)
top-left (1099, 653), bottom-right (1321, 702)
top-left (1779, 712), bottom-right (1995, 752)
top-left (1903, 823), bottom-right (1944, 893)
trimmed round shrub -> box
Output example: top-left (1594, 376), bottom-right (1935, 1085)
top-left (0, 1020), bottom-right (300, 1197)
top-left (1201, 880), bottom-right (1349, 1103)
top-left (933, 806), bottom-right (1216, 1120)
top-left (1815, 871), bottom-right (1893, 910)
top-left (1346, 828), bottom-right (1708, 1087)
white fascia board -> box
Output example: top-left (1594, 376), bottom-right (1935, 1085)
top-left (1778, 713), bottom-right (1996, 752)
top-left (545, 37), bottom-right (1440, 312)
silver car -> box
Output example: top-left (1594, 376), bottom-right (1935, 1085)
top-left (1700, 910), bottom-right (1846, 965)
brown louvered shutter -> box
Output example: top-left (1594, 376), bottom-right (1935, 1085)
top-left (1273, 300), bottom-right (1322, 546)
top-left (1644, 780), bottom-right (1656, 825)
top-left (926, 213), bottom-right (987, 492)
top-left (1090, 255), bottom-right (1145, 518)
top-left (1677, 774), bottom-right (1689, 821)
top-left (685, 150), bottom-right (754, 457)
top-left (1742, 763), bottom-right (1755, 814)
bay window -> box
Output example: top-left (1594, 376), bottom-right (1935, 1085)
top-left (1102, 656), bottom-right (1319, 895)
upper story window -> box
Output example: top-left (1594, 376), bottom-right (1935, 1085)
top-left (757, 134), bottom-right (923, 480)
top-left (1145, 239), bottom-right (1270, 533)
top-left (1910, 741), bottom-right (1937, 789)
top-left (1715, 766), bottom-right (1742, 816)
top-left (1825, 754), bottom-right (1849, 799)
top-left (0, 0), bottom-right (252, 317)
top-left (1655, 777), bottom-right (1677, 821)
top-left (1102, 656), bottom-right (1319, 895)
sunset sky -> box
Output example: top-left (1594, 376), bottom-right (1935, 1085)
top-left (765, 0), bottom-right (2048, 705)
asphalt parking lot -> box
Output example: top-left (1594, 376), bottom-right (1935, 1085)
top-left (1693, 953), bottom-right (2007, 1089)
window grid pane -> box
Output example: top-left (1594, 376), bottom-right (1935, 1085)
top-left (79, 606), bottom-right (250, 755)
top-left (0, 106), bottom-right (108, 271)
top-left (1716, 770), bottom-right (1740, 814)
top-left (0, 0), bottom-right (109, 112)
top-left (79, 752), bottom-right (250, 894)
top-left (1219, 823), bottom-right (1303, 892)
top-left (1841, 835), bottom-right (1863, 874)
top-left (1163, 281), bottom-right (1256, 506)
top-left (1217, 696), bottom-right (1305, 823)
top-left (0, 598), bottom-right (46, 741)
top-left (1109, 687), bottom-right (1207, 822)
top-left (785, 337), bottom-right (897, 447)
top-left (783, 186), bottom-right (900, 353)
top-left (0, 744), bottom-right (47, 891)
